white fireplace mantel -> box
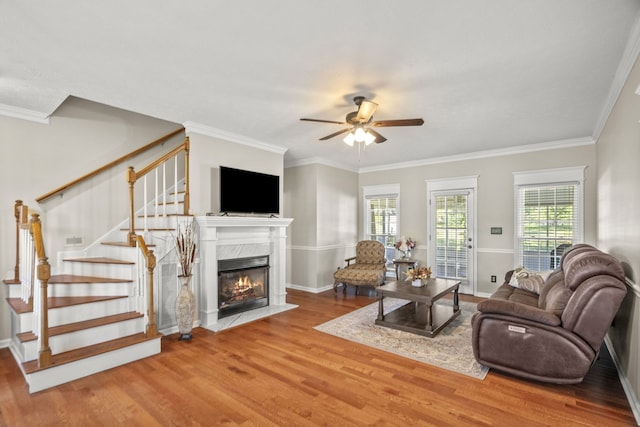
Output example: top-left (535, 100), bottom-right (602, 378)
top-left (195, 216), bottom-right (296, 331)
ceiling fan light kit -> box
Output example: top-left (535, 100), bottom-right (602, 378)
top-left (300, 96), bottom-right (424, 148)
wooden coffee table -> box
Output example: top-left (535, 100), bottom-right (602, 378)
top-left (375, 278), bottom-right (461, 338)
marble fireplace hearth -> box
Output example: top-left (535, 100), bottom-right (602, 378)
top-left (196, 216), bottom-right (296, 332)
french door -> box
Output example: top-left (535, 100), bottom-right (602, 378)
top-left (428, 189), bottom-right (475, 295)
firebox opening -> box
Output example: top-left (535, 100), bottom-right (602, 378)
top-left (218, 256), bottom-right (269, 318)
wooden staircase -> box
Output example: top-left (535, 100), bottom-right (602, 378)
top-left (3, 135), bottom-right (191, 393)
top-left (4, 226), bottom-right (165, 393)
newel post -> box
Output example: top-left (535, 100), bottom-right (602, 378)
top-left (183, 136), bottom-right (190, 215)
top-left (146, 249), bottom-right (158, 337)
top-left (127, 166), bottom-right (137, 247)
top-left (13, 200), bottom-right (23, 282)
top-left (31, 214), bottom-right (52, 368)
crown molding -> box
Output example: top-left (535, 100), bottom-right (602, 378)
top-left (593, 9), bottom-right (640, 140)
top-left (358, 136), bottom-right (595, 174)
top-left (183, 121), bottom-right (288, 155)
top-left (0, 103), bottom-right (50, 124)
top-left (284, 156), bottom-right (358, 172)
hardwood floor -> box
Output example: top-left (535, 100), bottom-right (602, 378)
top-left (0, 288), bottom-right (636, 426)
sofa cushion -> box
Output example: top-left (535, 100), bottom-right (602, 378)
top-left (539, 280), bottom-right (572, 316)
top-left (491, 283), bottom-right (539, 306)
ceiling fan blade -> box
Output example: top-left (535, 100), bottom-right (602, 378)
top-left (300, 118), bottom-right (347, 125)
top-left (367, 129), bottom-right (387, 144)
top-left (356, 100), bottom-right (378, 122)
top-left (371, 118), bottom-right (424, 127)
top-left (319, 128), bottom-right (351, 141)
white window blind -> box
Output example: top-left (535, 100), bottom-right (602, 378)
top-left (365, 195), bottom-right (397, 248)
top-left (363, 184), bottom-right (400, 269)
top-left (515, 182), bottom-right (582, 271)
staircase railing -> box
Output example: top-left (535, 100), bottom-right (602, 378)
top-left (30, 213), bottom-right (52, 368)
top-left (127, 136), bottom-right (190, 246)
top-left (136, 235), bottom-right (158, 338)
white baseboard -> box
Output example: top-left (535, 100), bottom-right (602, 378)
top-left (286, 283), bottom-right (333, 294)
top-left (0, 338), bottom-right (11, 349)
top-left (604, 335), bottom-right (640, 425)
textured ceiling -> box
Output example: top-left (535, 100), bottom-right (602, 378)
top-left (1, 1), bottom-right (639, 170)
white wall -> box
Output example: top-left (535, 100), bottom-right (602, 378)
top-left (0, 97), bottom-right (183, 341)
top-left (597, 55), bottom-right (640, 418)
top-left (358, 144), bottom-right (597, 295)
top-left (284, 164), bottom-right (359, 291)
top-left (187, 133), bottom-right (284, 216)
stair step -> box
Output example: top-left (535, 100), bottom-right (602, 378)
top-left (100, 241), bottom-right (156, 247)
top-left (119, 228), bottom-right (175, 232)
top-left (22, 332), bottom-right (160, 374)
top-left (62, 257), bottom-right (134, 265)
top-left (3, 278), bottom-right (20, 285)
top-left (101, 241), bottom-right (134, 247)
top-left (6, 297), bottom-right (32, 314)
top-left (137, 213), bottom-right (191, 218)
top-left (7, 295), bottom-right (128, 314)
top-left (50, 274), bottom-right (132, 284)
top-left (16, 312), bottom-right (144, 343)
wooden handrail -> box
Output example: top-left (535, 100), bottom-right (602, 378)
top-left (136, 235), bottom-right (158, 338)
top-left (134, 141), bottom-right (185, 180)
top-left (127, 136), bottom-right (190, 246)
top-left (30, 213), bottom-right (52, 368)
top-left (36, 127), bottom-right (185, 203)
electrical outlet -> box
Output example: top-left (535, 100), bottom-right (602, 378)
top-left (491, 275), bottom-right (497, 283)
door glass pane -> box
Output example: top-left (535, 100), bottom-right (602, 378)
top-left (435, 194), bottom-right (468, 279)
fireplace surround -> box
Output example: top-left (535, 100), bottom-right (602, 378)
top-left (196, 216), bottom-right (296, 331)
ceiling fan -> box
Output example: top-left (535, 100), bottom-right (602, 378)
top-left (300, 96), bottom-right (424, 146)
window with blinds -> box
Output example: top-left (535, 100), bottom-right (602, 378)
top-left (363, 184), bottom-right (400, 272)
top-left (366, 195), bottom-right (397, 249)
top-left (515, 183), bottom-right (582, 271)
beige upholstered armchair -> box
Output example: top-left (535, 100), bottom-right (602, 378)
top-left (333, 240), bottom-right (386, 293)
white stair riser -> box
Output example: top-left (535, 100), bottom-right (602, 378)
top-left (6, 283), bottom-right (23, 299)
top-left (47, 282), bottom-right (132, 298)
top-left (21, 317), bottom-right (145, 361)
top-left (60, 263), bottom-right (135, 280)
top-left (26, 337), bottom-right (162, 393)
top-left (11, 311), bottom-right (33, 334)
top-left (48, 298), bottom-right (130, 327)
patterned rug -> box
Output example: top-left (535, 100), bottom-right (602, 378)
top-left (314, 298), bottom-right (489, 380)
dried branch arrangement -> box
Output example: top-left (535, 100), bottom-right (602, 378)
top-left (174, 220), bottom-right (197, 277)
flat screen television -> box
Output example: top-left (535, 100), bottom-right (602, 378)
top-left (219, 166), bottom-right (280, 215)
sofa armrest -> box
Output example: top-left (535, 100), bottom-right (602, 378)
top-left (344, 256), bottom-right (356, 266)
top-left (477, 299), bottom-right (561, 326)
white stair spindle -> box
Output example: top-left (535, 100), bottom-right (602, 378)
top-left (174, 156), bottom-right (178, 212)
top-left (154, 168), bottom-right (158, 218)
top-left (143, 175), bottom-right (148, 233)
top-left (163, 163), bottom-right (167, 217)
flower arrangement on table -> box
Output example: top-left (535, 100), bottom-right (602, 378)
top-left (405, 266), bottom-right (432, 285)
top-left (394, 236), bottom-right (416, 258)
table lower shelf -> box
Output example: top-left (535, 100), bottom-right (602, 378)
top-left (375, 301), bottom-right (460, 338)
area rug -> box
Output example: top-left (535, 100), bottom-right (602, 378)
top-left (314, 298), bottom-right (489, 380)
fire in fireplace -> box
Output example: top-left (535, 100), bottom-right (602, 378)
top-left (218, 256), bottom-right (269, 318)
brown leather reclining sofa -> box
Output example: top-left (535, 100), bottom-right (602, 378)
top-left (471, 244), bottom-right (627, 384)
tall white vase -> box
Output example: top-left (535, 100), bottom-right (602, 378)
top-left (175, 275), bottom-right (195, 340)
